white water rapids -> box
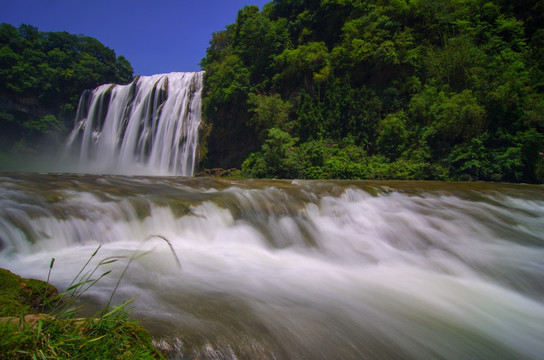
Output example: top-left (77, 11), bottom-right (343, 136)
top-left (1, 174), bottom-right (543, 359)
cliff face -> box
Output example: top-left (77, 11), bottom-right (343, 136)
top-left (0, 93), bottom-right (53, 119)
top-left (200, 108), bottom-right (259, 170)
top-left (203, 127), bottom-right (259, 170)
top-left (0, 92), bottom-right (58, 152)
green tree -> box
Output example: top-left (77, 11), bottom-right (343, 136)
top-left (273, 41), bottom-right (330, 92)
top-left (449, 135), bottom-right (497, 181)
top-left (200, 0), bottom-right (544, 183)
top-left (519, 129), bottom-right (544, 183)
top-left (261, 127), bottom-right (299, 178)
top-left (376, 111), bottom-right (409, 159)
top-left (242, 127), bottom-right (300, 178)
top-left (0, 23), bottom-right (134, 155)
top-left (203, 54), bottom-right (250, 108)
top-left (24, 114), bottom-right (65, 135)
top-left (248, 93), bottom-right (293, 140)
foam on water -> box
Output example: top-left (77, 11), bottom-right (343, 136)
top-left (1, 174), bottom-right (543, 359)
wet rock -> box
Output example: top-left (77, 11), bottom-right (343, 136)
top-left (195, 168), bottom-right (239, 177)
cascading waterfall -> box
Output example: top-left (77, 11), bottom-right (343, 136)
top-left (1, 174), bottom-right (543, 360)
top-left (64, 72), bottom-right (203, 176)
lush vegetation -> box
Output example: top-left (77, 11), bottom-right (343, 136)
top-left (0, 237), bottom-right (178, 360)
top-left (0, 268), bottom-right (163, 359)
top-left (0, 23), bottom-right (133, 154)
top-left (0, 268), bottom-right (58, 317)
top-left (200, 0), bottom-right (544, 183)
top-left (0, 311), bottom-right (163, 360)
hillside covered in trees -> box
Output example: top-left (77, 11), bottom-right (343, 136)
top-left (0, 23), bottom-right (133, 155)
top-left (200, 0), bottom-right (544, 183)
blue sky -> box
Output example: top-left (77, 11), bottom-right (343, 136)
top-left (0, 0), bottom-right (270, 76)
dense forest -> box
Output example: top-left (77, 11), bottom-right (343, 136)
top-left (0, 23), bottom-right (133, 155)
top-left (200, 0), bottom-right (544, 183)
top-left (1, 1), bottom-right (543, 183)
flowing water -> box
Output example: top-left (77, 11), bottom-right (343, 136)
top-left (1, 173), bottom-right (543, 359)
top-left (63, 72), bottom-right (203, 176)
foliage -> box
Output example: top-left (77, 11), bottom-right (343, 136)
top-left (242, 127), bottom-right (299, 178)
top-left (0, 265), bottom-right (162, 359)
top-left (0, 268), bottom-right (58, 317)
top-left (0, 235), bottom-right (181, 359)
top-left (0, 23), bottom-right (134, 153)
top-left (248, 92), bottom-right (293, 140)
top-left (201, 0), bottom-right (544, 183)
top-left (24, 114), bottom-right (65, 135)
top-left (0, 309), bottom-right (163, 360)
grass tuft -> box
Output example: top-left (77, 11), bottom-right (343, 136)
top-left (0, 309), bottom-right (164, 359)
top-left (0, 234), bottom-right (181, 359)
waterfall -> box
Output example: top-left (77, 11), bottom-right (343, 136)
top-left (64, 72), bottom-right (203, 176)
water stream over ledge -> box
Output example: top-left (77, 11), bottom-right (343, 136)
top-left (1, 173), bottom-right (543, 359)
top-left (63, 72), bottom-right (203, 176)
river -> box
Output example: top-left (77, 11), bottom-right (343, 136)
top-left (0, 173), bottom-right (543, 359)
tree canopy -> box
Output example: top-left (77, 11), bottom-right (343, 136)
top-left (0, 23), bottom-right (133, 153)
top-left (201, 0), bottom-right (544, 183)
